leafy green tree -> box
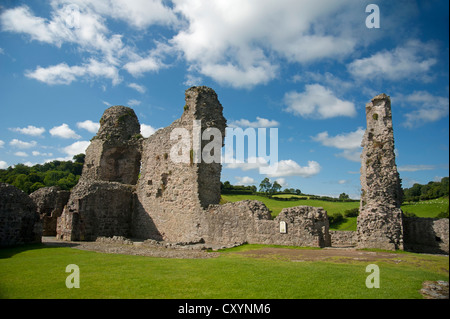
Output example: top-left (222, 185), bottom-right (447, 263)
top-left (339, 193), bottom-right (350, 201)
top-left (271, 181), bottom-right (282, 194)
top-left (259, 178), bottom-right (272, 194)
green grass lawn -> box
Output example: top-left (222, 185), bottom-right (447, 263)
top-left (0, 244), bottom-right (448, 299)
top-left (221, 194), bottom-right (449, 231)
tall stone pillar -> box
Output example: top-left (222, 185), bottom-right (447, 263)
top-left (357, 94), bottom-right (404, 250)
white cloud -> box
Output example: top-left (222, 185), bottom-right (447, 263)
top-left (275, 178), bottom-right (288, 188)
top-left (127, 83), bottom-right (146, 93)
top-left (32, 151), bottom-right (53, 157)
top-left (123, 51), bottom-right (166, 77)
top-left (0, 140), bottom-right (4, 148)
top-left (63, 0), bottom-right (178, 29)
top-left (171, 0), bottom-right (355, 88)
top-left (26, 59), bottom-right (121, 85)
top-left (348, 40), bottom-right (438, 81)
top-left (312, 128), bottom-right (364, 162)
top-left (0, 161), bottom-right (8, 169)
top-left (264, 160), bottom-right (321, 178)
top-left (235, 176), bottom-right (256, 185)
top-left (14, 151), bottom-right (28, 157)
top-left (50, 123), bottom-right (81, 139)
top-left (77, 120), bottom-right (100, 133)
top-left (229, 117), bottom-right (280, 128)
top-left (312, 128), bottom-right (365, 150)
top-left (226, 156), bottom-right (320, 178)
top-left (141, 124), bottom-right (158, 138)
top-left (10, 125), bottom-right (45, 136)
top-left (393, 91), bottom-right (449, 128)
top-left (127, 99), bottom-right (141, 107)
top-left (398, 165), bottom-right (436, 172)
top-left (9, 139), bottom-right (37, 149)
top-left (284, 84), bottom-right (356, 119)
top-left (63, 141), bottom-right (90, 157)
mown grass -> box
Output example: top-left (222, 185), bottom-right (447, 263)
top-left (0, 244), bottom-right (447, 299)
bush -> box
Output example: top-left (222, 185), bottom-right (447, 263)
top-left (437, 207), bottom-right (449, 219)
top-left (402, 211), bottom-right (417, 218)
top-left (344, 208), bottom-right (359, 218)
top-left (328, 213), bottom-right (344, 225)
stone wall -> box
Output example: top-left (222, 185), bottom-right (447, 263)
top-left (403, 217), bottom-right (449, 254)
top-left (330, 231), bottom-right (356, 247)
top-left (0, 183), bottom-right (42, 246)
top-left (30, 186), bottom-right (70, 236)
top-left (357, 94), bottom-right (405, 250)
top-left (134, 86), bottom-right (226, 243)
top-left (57, 181), bottom-right (135, 241)
top-left (57, 105), bottom-right (142, 241)
top-left (204, 202), bottom-right (331, 248)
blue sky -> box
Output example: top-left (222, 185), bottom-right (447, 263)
top-left (0, 0), bottom-right (448, 199)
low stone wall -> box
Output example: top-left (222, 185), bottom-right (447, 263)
top-left (330, 230), bottom-right (356, 247)
top-left (403, 217), bottom-right (449, 254)
top-left (203, 201), bottom-right (331, 248)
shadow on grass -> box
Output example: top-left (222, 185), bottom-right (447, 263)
top-left (0, 238), bottom-right (80, 259)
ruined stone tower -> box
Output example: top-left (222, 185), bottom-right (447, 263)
top-left (357, 94), bottom-right (404, 250)
top-left (133, 86), bottom-right (227, 242)
top-left (57, 106), bottom-right (142, 241)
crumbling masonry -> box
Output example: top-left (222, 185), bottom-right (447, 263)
top-left (56, 86), bottom-right (331, 248)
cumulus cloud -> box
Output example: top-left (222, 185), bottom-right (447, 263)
top-left (14, 151), bottom-right (28, 157)
top-left (0, 140), bottom-right (4, 148)
top-left (226, 156), bottom-right (320, 178)
top-left (26, 59), bottom-right (121, 85)
top-left (63, 141), bottom-right (90, 157)
top-left (0, 160), bottom-right (8, 169)
top-left (77, 120), bottom-right (100, 133)
top-left (140, 124), bottom-right (158, 138)
top-left (284, 84), bottom-right (356, 119)
top-left (229, 117), bottom-right (280, 128)
top-left (171, 0), bottom-right (355, 88)
top-left (235, 176), bottom-right (256, 185)
top-left (312, 128), bottom-right (364, 162)
top-left (348, 40), bottom-right (438, 81)
top-left (393, 91), bottom-right (449, 128)
top-left (9, 139), bottom-right (37, 149)
top-left (9, 125), bottom-right (45, 136)
top-left (50, 124), bottom-right (81, 139)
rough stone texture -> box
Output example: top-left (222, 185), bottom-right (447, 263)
top-left (420, 281), bottom-right (449, 299)
top-left (357, 94), bottom-right (405, 251)
top-left (57, 86), bottom-right (331, 248)
top-left (0, 182), bottom-right (42, 246)
top-left (134, 86), bottom-right (226, 242)
top-left (30, 186), bottom-right (70, 236)
top-left (56, 181), bottom-right (135, 241)
top-left (330, 230), bottom-right (357, 247)
top-left (204, 202), bottom-right (331, 248)
top-left (403, 217), bottom-right (449, 254)
top-left (82, 105), bottom-right (142, 185)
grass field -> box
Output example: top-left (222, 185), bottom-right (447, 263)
top-left (221, 194), bottom-right (449, 231)
top-left (0, 243), bottom-right (448, 299)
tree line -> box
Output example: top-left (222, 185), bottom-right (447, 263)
top-left (403, 177), bottom-right (449, 202)
top-left (0, 154), bottom-right (85, 194)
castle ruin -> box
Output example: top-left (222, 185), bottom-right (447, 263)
top-left (56, 86), bottom-right (331, 248)
top-left (1, 86), bottom-right (447, 253)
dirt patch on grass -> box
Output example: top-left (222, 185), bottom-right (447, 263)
top-left (235, 247), bottom-right (412, 264)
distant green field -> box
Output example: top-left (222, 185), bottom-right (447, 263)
top-left (401, 197), bottom-right (449, 218)
top-left (221, 194), bottom-right (449, 231)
